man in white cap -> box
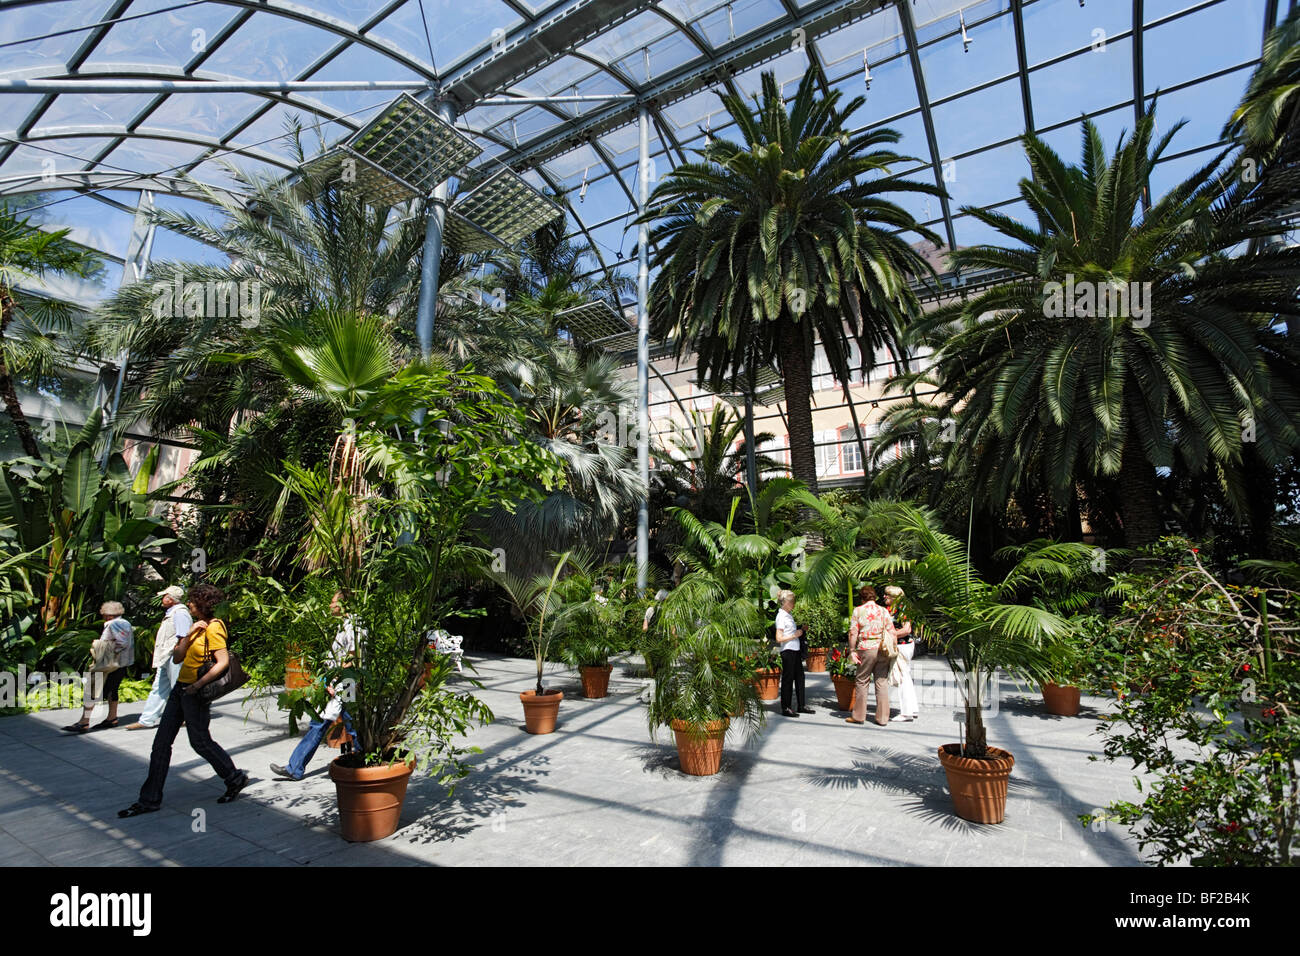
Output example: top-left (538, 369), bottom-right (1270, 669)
top-left (125, 585), bottom-right (193, 731)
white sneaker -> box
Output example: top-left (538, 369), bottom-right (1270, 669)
top-left (890, 714), bottom-right (912, 722)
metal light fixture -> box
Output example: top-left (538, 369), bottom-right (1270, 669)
top-left (298, 93), bottom-right (481, 205)
top-left (448, 166), bottom-right (564, 249)
top-left (960, 10), bottom-right (971, 52)
top-left (579, 165), bottom-right (590, 202)
top-left (863, 51), bottom-right (872, 90)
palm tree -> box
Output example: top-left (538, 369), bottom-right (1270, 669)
top-left (1223, 7), bottom-right (1300, 167)
top-left (644, 70), bottom-right (943, 492)
top-left (0, 204), bottom-right (100, 459)
top-left (655, 403), bottom-right (776, 524)
top-left (911, 114), bottom-right (1300, 547)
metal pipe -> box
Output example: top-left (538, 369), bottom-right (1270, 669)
top-left (0, 79), bottom-right (431, 93)
top-left (636, 104), bottom-right (651, 593)
top-left (415, 100), bottom-right (456, 361)
top-left (743, 392), bottom-right (758, 495)
top-left (478, 94), bottom-right (636, 105)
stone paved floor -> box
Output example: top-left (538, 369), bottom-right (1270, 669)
top-left (0, 653), bottom-right (1148, 866)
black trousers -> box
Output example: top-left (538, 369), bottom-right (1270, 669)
top-left (138, 682), bottom-right (240, 809)
top-left (780, 648), bottom-right (805, 711)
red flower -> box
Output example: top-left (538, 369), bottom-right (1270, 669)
top-left (1242, 664), bottom-right (1251, 672)
top-left (1263, 708), bottom-right (1277, 718)
top-left (1192, 548), bottom-right (1199, 554)
top-left (1181, 786), bottom-right (1188, 791)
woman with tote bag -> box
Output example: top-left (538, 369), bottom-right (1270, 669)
top-left (63, 602), bottom-right (134, 733)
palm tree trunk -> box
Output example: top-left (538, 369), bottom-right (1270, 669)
top-left (0, 287), bottom-right (42, 460)
top-left (777, 320), bottom-right (818, 492)
top-left (1118, 442), bottom-right (1161, 547)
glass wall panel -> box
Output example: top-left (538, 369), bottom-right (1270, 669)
top-left (917, 7), bottom-right (1017, 102)
top-left (1021, 0), bottom-right (1131, 67)
top-left (1029, 39), bottom-right (1133, 128)
top-left (1143, 1), bottom-right (1266, 94)
top-left (931, 78), bottom-right (1024, 158)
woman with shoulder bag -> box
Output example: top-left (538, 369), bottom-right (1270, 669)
top-left (884, 585), bottom-right (918, 722)
top-left (118, 583), bottom-right (249, 817)
top-left (845, 585), bottom-right (895, 727)
top-left (63, 602), bottom-right (134, 733)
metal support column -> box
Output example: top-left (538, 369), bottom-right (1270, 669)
top-left (415, 100), bottom-right (457, 361)
top-left (636, 105), bottom-right (651, 593)
top-left (743, 392), bottom-right (758, 495)
top-left (101, 190), bottom-right (156, 469)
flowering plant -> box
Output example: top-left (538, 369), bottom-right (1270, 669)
top-left (827, 646), bottom-right (856, 678)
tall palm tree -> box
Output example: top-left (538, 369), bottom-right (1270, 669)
top-left (912, 114), bottom-right (1300, 547)
top-left (0, 204), bottom-right (100, 459)
top-left (644, 70), bottom-right (943, 492)
top-left (655, 403), bottom-right (776, 524)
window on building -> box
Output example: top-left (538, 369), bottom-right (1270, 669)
top-left (840, 426), bottom-right (867, 474)
top-left (814, 429), bottom-right (840, 478)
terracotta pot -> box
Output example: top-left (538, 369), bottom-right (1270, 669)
top-left (670, 718), bottom-right (729, 776)
top-left (831, 674), bottom-right (857, 712)
top-left (285, 655), bottom-right (311, 690)
top-left (805, 648), bottom-right (829, 673)
top-left (754, 669), bottom-right (781, 702)
top-left (329, 757), bottom-right (413, 842)
top-left (1042, 682), bottom-right (1081, 716)
top-left (520, 688), bottom-right (563, 734)
top-left (937, 744), bottom-right (1015, 824)
top-left (579, 664), bottom-right (613, 699)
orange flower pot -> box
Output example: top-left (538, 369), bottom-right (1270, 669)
top-left (805, 648), bottom-right (828, 673)
top-left (520, 689), bottom-right (563, 734)
top-left (670, 718), bottom-right (729, 776)
top-left (1042, 683), bottom-right (1081, 716)
top-left (754, 669), bottom-right (781, 702)
top-left (579, 665), bottom-right (613, 699)
top-left (831, 674), bottom-right (857, 712)
top-left (285, 655), bottom-right (311, 690)
top-left (329, 757), bottom-right (413, 842)
top-left (937, 744), bottom-right (1015, 824)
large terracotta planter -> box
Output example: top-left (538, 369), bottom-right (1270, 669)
top-left (831, 674), bottom-right (857, 712)
top-left (805, 648), bottom-right (829, 673)
top-left (329, 757), bottom-right (413, 842)
top-left (579, 665), bottom-right (613, 699)
top-left (754, 669), bottom-right (781, 702)
top-left (520, 688), bottom-right (563, 734)
top-left (937, 744), bottom-right (1015, 824)
top-left (670, 718), bottom-right (729, 776)
top-left (1042, 682), bottom-right (1081, 716)
top-left (285, 655), bottom-right (311, 690)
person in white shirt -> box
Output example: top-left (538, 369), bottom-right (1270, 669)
top-left (127, 585), bottom-right (193, 731)
top-left (775, 589), bottom-right (813, 718)
top-left (270, 591), bottom-right (359, 781)
top-left (64, 602), bottom-right (134, 732)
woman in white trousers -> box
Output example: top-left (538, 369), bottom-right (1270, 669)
top-left (884, 586), bottom-right (918, 722)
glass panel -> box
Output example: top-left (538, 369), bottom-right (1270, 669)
top-left (569, 172), bottom-right (630, 225)
top-left (884, 171), bottom-right (943, 228)
top-left (1022, 0), bottom-right (1131, 67)
top-left (658, 0), bottom-right (728, 22)
top-left (507, 56), bottom-right (602, 98)
top-left (0, 140), bottom-right (118, 179)
top-left (0, 0), bottom-right (116, 77)
top-left (294, 44), bottom-right (421, 121)
top-left (661, 88), bottom-right (730, 133)
top-left (691, 0), bottom-right (786, 48)
top-left (81, 0), bottom-right (238, 72)
top-left (918, 8), bottom-right (1017, 102)
top-left (953, 209), bottom-right (1025, 249)
top-left (99, 138), bottom-right (210, 175)
top-left (149, 225), bottom-right (229, 266)
top-left (544, 143), bottom-right (602, 182)
top-left (1143, 2), bottom-right (1265, 95)
top-left (34, 193), bottom-right (135, 258)
top-left (33, 94), bottom-right (157, 131)
top-left (368, 0), bottom-right (521, 73)
top-left (485, 106), bottom-right (552, 146)
top-left (598, 122), bottom-right (643, 158)
top-left (944, 140), bottom-right (1029, 212)
top-left (1036, 106), bottom-right (1135, 162)
top-left (1148, 145), bottom-right (1224, 200)
top-left (815, 4), bottom-right (906, 70)
top-left (0, 96), bottom-right (47, 136)
top-left (227, 104), bottom-right (332, 161)
top-left (187, 155), bottom-right (286, 191)
top-left (141, 93), bottom-right (262, 137)
top-left (1144, 0), bottom-right (1210, 24)
top-left (732, 48), bottom-right (814, 99)
top-left (868, 112), bottom-right (930, 171)
top-left (834, 57), bottom-right (919, 129)
top-left (912, 0), bottom-right (1006, 46)
top-left (580, 10), bottom-right (677, 63)
top-left (611, 27), bottom-right (697, 84)
top-left (199, 12), bottom-right (340, 81)
top-left (932, 78), bottom-right (1024, 158)
top-left (1029, 39), bottom-right (1133, 129)
top-left (1147, 67), bottom-right (1253, 154)
top-left (293, 0), bottom-right (383, 27)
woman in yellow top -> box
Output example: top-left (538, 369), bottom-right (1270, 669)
top-left (118, 583), bottom-right (249, 817)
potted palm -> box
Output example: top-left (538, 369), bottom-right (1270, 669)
top-left (278, 363), bottom-right (552, 840)
top-left (554, 558), bottom-right (637, 700)
top-left (647, 573), bottom-right (766, 775)
top-left (491, 552), bottom-right (571, 732)
top-left (851, 504), bottom-right (1087, 823)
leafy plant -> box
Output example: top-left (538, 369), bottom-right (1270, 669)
top-left (491, 551), bottom-right (572, 695)
top-left (554, 556), bottom-right (640, 670)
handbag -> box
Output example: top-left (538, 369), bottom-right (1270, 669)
top-left (196, 626), bottom-right (250, 703)
top-left (90, 636), bottom-right (122, 673)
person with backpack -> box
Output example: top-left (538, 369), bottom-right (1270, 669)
top-left (63, 602), bottom-right (134, 733)
top-left (844, 585), bottom-right (895, 726)
top-left (118, 582), bottom-right (249, 817)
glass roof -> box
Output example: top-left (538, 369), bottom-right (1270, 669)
top-left (0, 0), bottom-right (1284, 300)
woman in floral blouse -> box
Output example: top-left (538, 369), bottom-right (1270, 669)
top-left (845, 585), bottom-right (894, 726)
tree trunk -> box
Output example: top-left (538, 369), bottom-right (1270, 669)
top-left (0, 287), bottom-right (42, 459)
top-left (777, 320), bottom-right (818, 493)
top-left (1118, 442), bottom-right (1161, 548)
